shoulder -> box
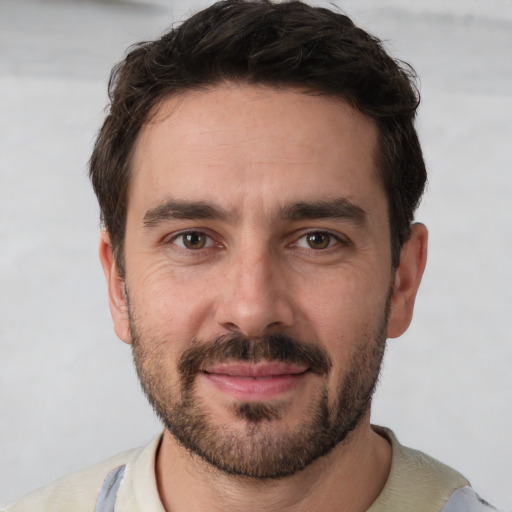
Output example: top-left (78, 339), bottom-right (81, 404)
top-left (385, 427), bottom-right (469, 491)
top-left (3, 444), bottom-right (145, 512)
top-left (369, 426), bottom-right (497, 512)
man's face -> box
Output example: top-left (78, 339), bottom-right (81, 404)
top-left (106, 85), bottom-right (416, 478)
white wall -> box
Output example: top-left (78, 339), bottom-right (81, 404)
top-left (1, 0), bottom-right (511, 509)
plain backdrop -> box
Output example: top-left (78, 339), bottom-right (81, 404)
top-left (1, 0), bottom-right (511, 509)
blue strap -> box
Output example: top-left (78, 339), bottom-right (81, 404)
top-left (94, 465), bottom-right (126, 512)
top-left (441, 486), bottom-right (498, 512)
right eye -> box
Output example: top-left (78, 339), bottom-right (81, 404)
top-left (171, 231), bottom-right (214, 250)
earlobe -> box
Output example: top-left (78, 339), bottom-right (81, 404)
top-left (98, 231), bottom-right (132, 344)
top-left (387, 223), bottom-right (428, 339)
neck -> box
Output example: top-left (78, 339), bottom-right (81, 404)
top-left (155, 417), bottom-right (391, 512)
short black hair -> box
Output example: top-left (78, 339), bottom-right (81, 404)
top-left (89, 0), bottom-right (426, 275)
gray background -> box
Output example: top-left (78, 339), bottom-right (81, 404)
top-left (1, 0), bottom-right (511, 509)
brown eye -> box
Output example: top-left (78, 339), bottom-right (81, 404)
top-left (180, 231), bottom-right (208, 249)
top-left (306, 232), bottom-right (331, 249)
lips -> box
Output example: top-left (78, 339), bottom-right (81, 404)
top-left (203, 361), bottom-right (308, 377)
top-left (200, 362), bottom-right (309, 399)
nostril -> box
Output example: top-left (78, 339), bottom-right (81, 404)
top-left (224, 321), bottom-right (241, 332)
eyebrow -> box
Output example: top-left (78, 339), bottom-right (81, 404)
top-left (281, 198), bottom-right (367, 225)
top-left (143, 199), bottom-right (231, 228)
top-left (143, 197), bottom-right (367, 228)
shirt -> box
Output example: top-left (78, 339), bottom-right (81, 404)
top-left (3, 427), bottom-right (496, 512)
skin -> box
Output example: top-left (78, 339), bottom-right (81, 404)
top-left (99, 84), bottom-right (428, 512)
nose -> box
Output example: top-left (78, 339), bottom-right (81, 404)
top-left (214, 246), bottom-right (294, 337)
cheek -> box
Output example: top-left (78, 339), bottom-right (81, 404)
top-left (128, 262), bottom-right (219, 339)
top-left (297, 269), bottom-right (384, 327)
top-left (294, 270), bottom-right (390, 361)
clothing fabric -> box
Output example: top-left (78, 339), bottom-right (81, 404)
top-left (3, 427), bottom-right (495, 512)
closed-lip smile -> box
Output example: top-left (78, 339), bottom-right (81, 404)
top-left (200, 362), bottom-right (310, 399)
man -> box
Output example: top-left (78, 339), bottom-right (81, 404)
top-left (4, 1), bottom-right (496, 511)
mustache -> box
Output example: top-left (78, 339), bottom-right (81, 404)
top-left (178, 333), bottom-right (332, 387)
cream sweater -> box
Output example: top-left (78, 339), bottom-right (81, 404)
top-left (4, 427), bottom-right (494, 512)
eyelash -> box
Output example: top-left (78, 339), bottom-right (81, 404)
top-left (166, 230), bottom-right (218, 250)
top-left (165, 229), bottom-right (347, 252)
top-left (292, 230), bottom-right (347, 251)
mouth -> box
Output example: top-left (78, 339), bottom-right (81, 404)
top-left (199, 362), bottom-right (310, 400)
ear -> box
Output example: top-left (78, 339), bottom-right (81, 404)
top-left (387, 223), bottom-right (428, 339)
top-left (98, 231), bottom-right (132, 344)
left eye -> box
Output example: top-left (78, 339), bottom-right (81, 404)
top-left (296, 232), bottom-right (339, 250)
top-left (172, 231), bottom-right (214, 250)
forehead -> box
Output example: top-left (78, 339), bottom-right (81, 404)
top-left (129, 84), bottom-right (383, 219)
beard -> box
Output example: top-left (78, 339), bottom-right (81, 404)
top-left (129, 301), bottom-right (389, 480)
